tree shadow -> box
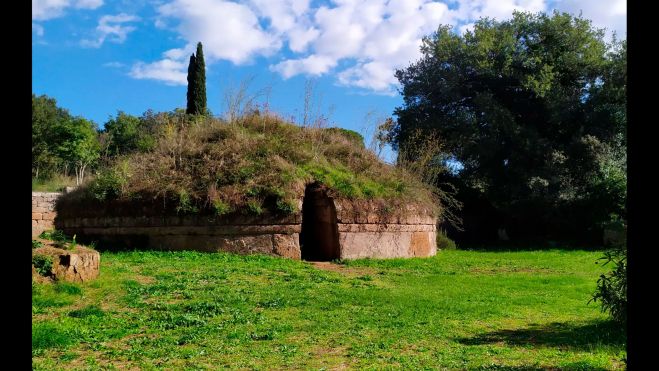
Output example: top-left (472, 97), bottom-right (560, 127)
top-left (456, 242), bottom-right (604, 252)
top-left (457, 320), bottom-right (626, 352)
top-left (471, 363), bottom-right (611, 371)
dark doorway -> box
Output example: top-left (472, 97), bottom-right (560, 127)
top-left (300, 182), bottom-right (340, 261)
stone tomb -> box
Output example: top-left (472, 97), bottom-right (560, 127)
top-left (48, 183), bottom-right (438, 260)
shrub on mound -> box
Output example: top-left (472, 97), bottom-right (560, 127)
top-left (67, 111), bottom-right (437, 216)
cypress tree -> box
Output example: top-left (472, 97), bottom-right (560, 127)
top-left (186, 54), bottom-right (197, 114)
top-left (193, 42), bottom-right (207, 115)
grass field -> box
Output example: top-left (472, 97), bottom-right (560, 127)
top-left (32, 249), bottom-right (626, 370)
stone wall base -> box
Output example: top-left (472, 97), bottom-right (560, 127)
top-left (339, 230), bottom-right (436, 259)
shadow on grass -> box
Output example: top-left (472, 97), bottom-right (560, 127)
top-left (456, 243), bottom-right (604, 252)
top-left (458, 320), bottom-right (626, 351)
top-left (472, 363), bottom-right (610, 371)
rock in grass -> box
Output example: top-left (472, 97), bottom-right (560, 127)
top-left (32, 246), bottom-right (100, 283)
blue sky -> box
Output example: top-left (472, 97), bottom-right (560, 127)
top-left (33, 0), bottom-right (626, 161)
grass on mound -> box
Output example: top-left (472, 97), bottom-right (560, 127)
top-left (81, 111), bottom-right (436, 216)
top-left (31, 249), bottom-right (626, 369)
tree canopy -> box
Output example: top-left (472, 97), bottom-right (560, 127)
top-left (388, 11), bottom-right (626, 245)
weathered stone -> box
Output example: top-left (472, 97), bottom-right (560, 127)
top-left (42, 212), bottom-right (56, 221)
top-left (273, 233), bottom-right (301, 259)
top-left (339, 231), bottom-right (412, 259)
top-left (32, 212), bottom-right (43, 220)
top-left (32, 246), bottom-right (100, 283)
top-left (408, 231), bottom-right (434, 257)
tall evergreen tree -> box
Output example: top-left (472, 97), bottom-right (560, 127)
top-left (192, 42), bottom-right (207, 115)
top-left (186, 54), bottom-right (197, 114)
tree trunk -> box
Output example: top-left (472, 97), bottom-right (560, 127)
top-left (80, 164), bottom-right (87, 184)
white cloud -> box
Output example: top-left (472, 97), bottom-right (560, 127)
top-left (337, 61), bottom-right (398, 94)
top-left (32, 0), bottom-right (103, 21)
top-left (552, 0), bottom-right (626, 40)
top-left (130, 0), bottom-right (286, 85)
top-left (129, 58), bottom-right (188, 85)
top-left (452, 0), bottom-right (546, 22)
top-left (75, 0), bottom-right (103, 8)
top-left (157, 0), bottom-right (280, 64)
top-left (81, 13), bottom-right (140, 48)
top-left (270, 55), bottom-right (337, 78)
top-left (131, 0), bottom-right (626, 93)
top-left (273, 0), bottom-right (453, 92)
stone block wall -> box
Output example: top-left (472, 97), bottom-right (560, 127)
top-left (56, 214), bottom-right (302, 259)
top-left (48, 192), bottom-right (438, 260)
top-left (32, 192), bottom-right (62, 238)
top-left (332, 199), bottom-right (437, 259)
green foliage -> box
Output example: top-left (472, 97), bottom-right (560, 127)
top-left (276, 198), bottom-right (297, 214)
top-left (40, 229), bottom-right (67, 243)
top-left (437, 229), bottom-right (457, 250)
top-left (67, 234), bottom-right (77, 250)
top-left (88, 160), bottom-right (131, 201)
top-left (103, 112), bottom-right (142, 157)
top-left (186, 54), bottom-right (197, 115)
top-left (193, 42), bottom-right (207, 115)
top-left (54, 116), bottom-right (101, 186)
top-left (32, 255), bottom-right (53, 276)
top-left (176, 190), bottom-right (198, 214)
top-left (39, 230), bottom-right (80, 250)
top-left (212, 199), bottom-right (232, 216)
top-left (591, 246), bottom-right (627, 323)
top-left (186, 42), bottom-right (207, 115)
top-left (32, 240), bottom-right (44, 249)
top-left (390, 11), bottom-right (626, 244)
top-left (32, 94), bottom-right (71, 179)
top-left (246, 199), bottom-right (263, 215)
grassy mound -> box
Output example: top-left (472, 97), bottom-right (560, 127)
top-left (80, 111), bottom-right (436, 216)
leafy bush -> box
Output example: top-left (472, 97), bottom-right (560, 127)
top-left (32, 240), bottom-right (43, 249)
top-left (212, 199), bottom-right (232, 216)
top-left (33, 255), bottom-right (54, 277)
top-left (436, 229), bottom-right (457, 250)
top-left (39, 229), bottom-right (76, 249)
top-left (246, 199), bottom-right (264, 215)
top-left (88, 161), bottom-right (130, 201)
top-left (591, 246), bottom-right (626, 323)
top-left (276, 198), bottom-right (297, 214)
top-left (39, 230), bottom-right (67, 244)
top-left (176, 190), bottom-right (198, 214)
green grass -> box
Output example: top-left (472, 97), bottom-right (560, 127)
top-left (32, 175), bottom-right (77, 192)
top-left (32, 249), bottom-right (626, 369)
